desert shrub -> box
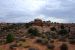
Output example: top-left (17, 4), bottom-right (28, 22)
top-left (69, 39), bottom-right (75, 44)
top-left (28, 28), bottom-right (40, 36)
top-left (19, 38), bottom-right (26, 42)
top-left (58, 29), bottom-right (68, 41)
top-left (28, 47), bottom-right (39, 50)
top-left (35, 37), bottom-right (48, 45)
top-left (25, 23), bottom-right (32, 28)
top-left (50, 27), bottom-right (56, 31)
top-left (50, 27), bottom-right (57, 39)
top-left (9, 44), bottom-right (17, 50)
top-left (6, 34), bottom-right (14, 43)
top-left (60, 43), bottom-right (68, 50)
top-left (50, 31), bottom-right (58, 39)
top-left (47, 43), bottom-right (55, 50)
top-left (58, 24), bottom-right (68, 38)
top-left (60, 24), bottom-right (65, 29)
top-left (50, 39), bottom-right (54, 43)
top-left (69, 35), bottom-right (75, 44)
top-left (58, 29), bottom-right (68, 37)
top-left (44, 32), bottom-right (51, 40)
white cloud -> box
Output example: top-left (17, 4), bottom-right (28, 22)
top-left (12, 0), bottom-right (46, 12)
top-left (46, 0), bottom-right (61, 10)
top-left (0, 0), bottom-right (75, 23)
top-left (35, 15), bottom-right (45, 19)
top-left (33, 15), bottom-right (68, 23)
top-left (47, 17), bottom-right (67, 23)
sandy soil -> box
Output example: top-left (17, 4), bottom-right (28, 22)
top-left (0, 38), bottom-right (75, 50)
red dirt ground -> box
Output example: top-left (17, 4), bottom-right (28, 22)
top-left (0, 38), bottom-right (75, 50)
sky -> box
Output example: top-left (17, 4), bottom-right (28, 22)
top-left (0, 0), bottom-right (75, 23)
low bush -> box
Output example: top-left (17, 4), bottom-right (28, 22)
top-left (35, 37), bottom-right (48, 45)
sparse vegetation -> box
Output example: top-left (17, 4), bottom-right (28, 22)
top-left (58, 25), bottom-right (69, 41)
top-left (6, 34), bottom-right (14, 43)
top-left (28, 28), bottom-right (40, 37)
top-left (69, 35), bottom-right (75, 44)
top-left (50, 27), bottom-right (56, 31)
top-left (0, 19), bottom-right (75, 50)
top-left (25, 23), bottom-right (32, 28)
top-left (60, 43), bottom-right (68, 50)
top-left (35, 37), bottom-right (48, 45)
top-left (47, 43), bottom-right (55, 50)
top-left (28, 47), bottom-right (39, 50)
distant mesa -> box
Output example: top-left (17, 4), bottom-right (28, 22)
top-left (29, 18), bottom-right (51, 26)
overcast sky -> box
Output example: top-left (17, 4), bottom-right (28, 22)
top-left (0, 0), bottom-right (75, 23)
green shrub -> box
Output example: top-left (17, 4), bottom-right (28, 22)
top-left (28, 28), bottom-right (39, 36)
top-left (58, 29), bottom-right (68, 36)
top-left (6, 34), bottom-right (14, 43)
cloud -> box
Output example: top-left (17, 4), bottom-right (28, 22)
top-left (34, 15), bottom-right (68, 23)
top-left (0, 0), bottom-right (75, 23)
